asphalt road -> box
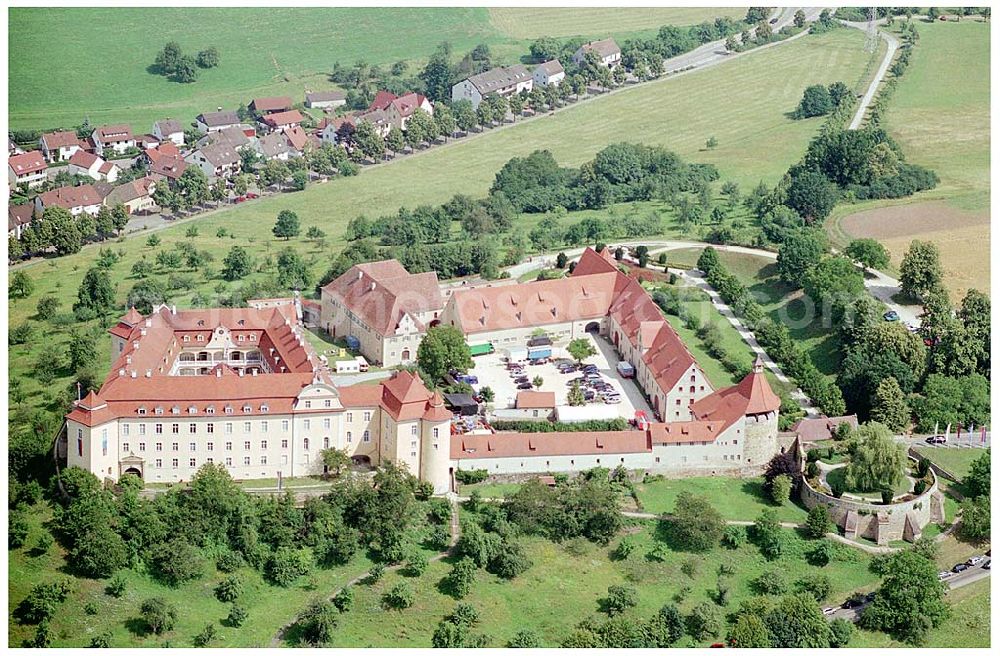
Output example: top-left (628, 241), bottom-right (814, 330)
top-left (827, 552), bottom-right (991, 622)
top-left (841, 19), bottom-right (901, 130)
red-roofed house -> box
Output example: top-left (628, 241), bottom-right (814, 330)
top-left (34, 184), bottom-right (103, 216)
top-left (68, 151), bottom-right (120, 183)
top-left (368, 91), bottom-right (435, 131)
top-left (8, 202), bottom-right (35, 239)
top-left (260, 109), bottom-right (303, 133)
top-left (91, 124), bottom-right (136, 156)
top-left (320, 259), bottom-right (444, 367)
top-left (250, 96), bottom-right (293, 115)
top-left (39, 130), bottom-right (87, 162)
top-left (8, 150), bottom-right (48, 189)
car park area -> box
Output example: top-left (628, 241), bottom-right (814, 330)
top-left (467, 333), bottom-right (653, 421)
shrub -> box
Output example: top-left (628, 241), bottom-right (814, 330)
top-left (106, 573), bottom-right (128, 598)
top-left (880, 487), bottom-right (894, 504)
top-left (681, 557), bottom-right (700, 579)
top-left (89, 631), bottom-right (113, 648)
top-left (193, 622), bottom-right (218, 647)
top-left (829, 618), bottom-right (854, 647)
top-left (507, 628), bottom-right (542, 647)
top-left (298, 599), bottom-right (339, 646)
top-left (331, 586), bottom-right (353, 613)
top-left (404, 550), bottom-right (429, 577)
top-left (770, 474), bottom-right (792, 504)
top-left (444, 558), bottom-right (477, 598)
top-left (427, 524), bottom-right (452, 551)
top-left (9, 510), bottom-right (29, 549)
top-left (266, 547), bottom-right (311, 587)
top-left (718, 561), bottom-right (736, 576)
top-left (383, 582), bottom-right (415, 609)
top-left (488, 540), bottom-right (533, 579)
top-left (216, 551), bottom-right (245, 573)
top-left (432, 619), bottom-right (468, 647)
top-left (752, 570), bottom-right (786, 595)
top-left (84, 601), bottom-right (99, 615)
top-left (140, 597), bottom-right (177, 635)
top-left (151, 538), bottom-right (205, 586)
top-left (414, 480), bottom-right (434, 500)
top-left (450, 602), bottom-right (480, 627)
top-left (807, 541), bottom-right (835, 567)
top-left (613, 537), bottom-right (637, 560)
top-left (806, 461), bottom-right (820, 479)
top-left (603, 584), bottom-right (639, 615)
top-left (686, 601), bottom-right (723, 641)
top-left (913, 480), bottom-right (927, 495)
top-left (805, 505), bottom-right (832, 539)
top-left (721, 525), bottom-right (746, 549)
top-left (215, 575), bottom-right (243, 602)
top-left (366, 563), bottom-right (385, 584)
top-left (18, 579), bottom-right (73, 624)
top-left (795, 573), bottom-right (833, 601)
top-left (454, 469), bottom-right (488, 485)
top-left (227, 603), bottom-right (248, 628)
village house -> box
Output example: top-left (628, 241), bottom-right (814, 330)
top-left (354, 107), bottom-right (394, 138)
top-left (320, 259), bottom-right (445, 368)
top-left (7, 150), bottom-right (48, 189)
top-left (185, 142), bottom-right (240, 179)
top-left (195, 109), bottom-right (241, 134)
top-left (152, 119), bottom-right (185, 146)
top-left (305, 90), bottom-right (347, 110)
top-left (8, 203), bottom-right (34, 239)
top-left (91, 125), bottom-right (136, 157)
top-left (249, 96), bottom-right (293, 116)
top-left (67, 151), bottom-right (120, 183)
top-left (260, 109), bottom-right (304, 133)
top-left (533, 60), bottom-right (566, 87)
top-left (491, 391), bottom-right (557, 422)
top-left (198, 125), bottom-right (255, 151)
top-left (572, 38), bottom-right (622, 68)
top-left (451, 64), bottom-right (533, 109)
top-left (9, 138), bottom-right (24, 156)
top-left (39, 130), bottom-right (87, 162)
top-left (35, 184), bottom-right (104, 217)
top-left (368, 91), bottom-right (434, 131)
top-left (148, 155), bottom-right (188, 182)
top-left (284, 126), bottom-right (311, 156)
top-left (320, 116), bottom-right (356, 146)
top-left (104, 175), bottom-right (159, 215)
top-left (254, 132), bottom-right (292, 161)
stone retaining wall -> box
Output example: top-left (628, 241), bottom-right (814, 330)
top-left (799, 462), bottom-right (942, 545)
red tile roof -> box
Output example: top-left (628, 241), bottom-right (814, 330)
top-left (447, 271), bottom-right (620, 334)
top-left (649, 419), bottom-right (731, 444)
top-left (572, 246), bottom-right (620, 276)
top-left (516, 391), bottom-right (555, 409)
top-left (322, 259), bottom-right (443, 336)
top-left (391, 92), bottom-right (430, 118)
top-left (369, 91), bottom-right (398, 112)
top-left (148, 156), bottom-right (187, 180)
top-left (262, 110), bottom-right (303, 128)
top-left (42, 130), bottom-right (84, 150)
top-left (251, 96), bottom-right (293, 113)
top-left (94, 124), bottom-right (133, 141)
top-left (69, 150), bottom-right (101, 169)
top-left (38, 184), bottom-right (102, 210)
top-left (452, 430), bottom-right (651, 460)
top-left (691, 360), bottom-right (781, 421)
top-left (8, 150), bottom-right (47, 175)
top-left (285, 126), bottom-right (309, 151)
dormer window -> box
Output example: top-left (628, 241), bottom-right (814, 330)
top-left (242, 405), bottom-right (251, 413)
top-left (138, 407), bottom-right (147, 415)
top-left (206, 406), bottom-right (215, 415)
top-left (197, 335), bottom-right (204, 341)
top-left (183, 335), bottom-right (190, 342)
top-left (304, 400), bottom-right (312, 409)
top-left (188, 406), bottom-right (197, 414)
top-left (249, 334), bottom-right (256, 342)
top-left (155, 407), bottom-right (164, 415)
top-left (238, 335), bottom-right (245, 342)
top-left (224, 406), bottom-right (233, 414)
top-left (324, 399), bottom-right (331, 408)
top-left (260, 404), bottom-right (269, 413)
top-left (171, 406), bottom-right (180, 414)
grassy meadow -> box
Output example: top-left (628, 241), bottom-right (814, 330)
top-left (10, 6), bottom-right (742, 132)
top-left (913, 446), bottom-right (987, 480)
top-left (828, 19), bottom-right (990, 296)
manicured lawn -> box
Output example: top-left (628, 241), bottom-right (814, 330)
top-left (824, 466), bottom-right (912, 500)
top-left (634, 476), bottom-right (808, 524)
top-left (456, 482), bottom-right (525, 499)
top-left (316, 518), bottom-right (874, 647)
top-left (850, 577), bottom-right (990, 648)
top-left (913, 446), bottom-right (985, 480)
top-left (661, 292), bottom-right (754, 389)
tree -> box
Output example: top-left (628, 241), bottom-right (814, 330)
top-left (383, 581), bottom-right (415, 609)
top-left (385, 125), bottom-right (406, 154)
top-left (728, 613), bottom-right (771, 647)
top-left (196, 46), bottom-right (220, 68)
top-left (141, 597), bottom-right (178, 634)
top-left (266, 547), bottom-right (311, 587)
top-left (958, 495), bottom-right (990, 543)
top-left (844, 422), bottom-right (907, 492)
top-left (805, 505), bottom-right (831, 539)
top-left (566, 337), bottom-right (597, 364)
top-left (899, 240), bottom-right (943, 299)
top-left (452, 99), bottom-right (477, 132)
top-left (746, 7), bottom-right (770, 22)
top-left (829, 618), bottom-right (854, 647)
top-left (859, 549), bottom-right (949, 645)
top-left (752, 509), bottom-right (783, 560)
top-left (962, 449), bottom-right (990, 498)
top-left (272, 210), bottom-right (301, 240)
top-left (776, 230), bottom-right (827, 285)
top-left (154, 41), bottom-right (183, 73)
top-left (44, 206), bottom-right (82, 255)
top-left (567, 381), bottom-right (586, 406)
top-left (845, 238), bottom-right (890, 271)
top-left (802, 255), bottom-right (866, 315)
top-left (9, 270), bottom-right (33, 298)
top-left (870, 377), bottom-right (910, 431)
top-left (794, 9), bottom-right (806, 27)
top-left (276, 248), bottom-right (311, 290)
top-left (173, 55), bottom-right (199, 83)
top-left (795, 573), bottom-right (833, 601)
top-left (669, 491), bottom-right (725, 551)
top-left (74, 267), bottom-right (116, 318)
top-left (406, 108), bottom-right (436, 147)
top-left (420, 43), bottom-right (454, 101)
top-left (126, 279), bottom-right (169, 314)
top-left (769, 474), bottom-right (792, 504)
top-left (221, 245), bottom-right (253, 280)
top-left (686, 601), bottom-right (723, 641)
top-left (319, 447), bottom-right (351, 479)
top-left (603, 584), bottom-right (638, 616)
top-left (646, 603), bottom-right (684, 646)
top-left (913, 373), bottom-right (989, 433)
top-left (697, 246), bottom-right (721, 274)
top-left (434, 104), bottom-right (457, 139)
top-left (507, 629), bottom-right (542, 648)
top-left (444, 557), bottom-right (477, 598)
top-left (795, 84), bottom-right (833, 118)
top-left (353, 120), bottom-right (386, 160)
top-left (298, 599), bottom-right (339, 646)
top-left (785, 170), bottom-right (838, 222)
top-left (764, 593), bottom-right (833, 647)
top-left (417, 325), bottom-right (473, 383)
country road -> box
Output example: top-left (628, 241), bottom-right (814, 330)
top-left (841, 18), bottom-right (901, 130)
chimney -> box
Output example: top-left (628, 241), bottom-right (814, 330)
top-left (171, 305), bottom-right (176, 315)
top-left (357, 270), bottom-right (363, 280)
top-left (239, 369), bottom-right (244, 377)
top-left (130, 371), bottom-right (137, 378)
top-left (216, 368), bottom-right (222, 378)
top-left (118, 369), bottom-right (125, 377)
top-left (252, 370), bottom-right (258, 377)
top-left (145, 319), bottom-right (152, 327)
top-left (144, 369), bottom-right (152, 378)
top-left (370, 282), bottom-right (376, 292)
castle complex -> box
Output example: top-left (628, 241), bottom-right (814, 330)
top-left (66, 248), bottom-right (782, 492)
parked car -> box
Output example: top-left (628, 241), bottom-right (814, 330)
top-left (883, 310), bottom-right (900, 322)
top-left (516, 382), bottom-right (533, 390)
top-left (246, 192), bottom-right (259, 199)
top-left (983, 560), bottom-right (991, 570)
top-left (937, 571), bottom-right (952, 580)
top-left (925, 435), bottom-right (947, 444)
top-left (967, 555), bottom-right (985, 566)
top-left (234, 196), bottom-right (246, 203)
top-left (951, 563), bottom-right (970, 573)
top-left (841, 594), bottom-right (866, 609)
top-left (822, 607), bottom-right (838, 616)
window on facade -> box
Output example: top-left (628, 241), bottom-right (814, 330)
top-left (138, 424), bottom-right (146, 436)
top-left (363, 430), bottom-right (370, 443)
top-left (207, 423), bottom-right (214, 434)
top-left (155, 458), bottom-right (162, 468)
top-left (122, 424), bottom-right (130, 436)
top-left (260, 440), bottom-right (268, 450)
top-left (122, 442), bottom-right (129, 452)
top-left (260, 456), bottom-right (267, 465)
top-left (346, 432), bottom-right (352, 443)
top-left (171, 442), bottom-right (178, 451)
top-left (156, 442), bottom-right (163, 452)
top-left (346, 412), bottom-right (353, 422)
top-left (189, 423), bottom-right (196, 434)
top-left (281, 439), bottom-right (288, 449)
top-left (189, 458), bottom-right (196, 467)
top-left (243, 441), bottom-right (250, 450)
top-left (225, 442), bottom-right (233, 451)
top-left (171, 458), bottom-right (179, 468)
top-left (323, 437), bottom-right (330, 449)
top-left (282, 420), bottom-right (289, 431)
top-left (304, 419), bottom-right (311, 430)
top-left (243, 457), bottom-right (251, 466)
top-left (303, 438), bottom-right (310, 450)
top-left (324, 399), bottom-right (331, 408)
top-left (189, 442), bottom-right (196, 451)
top-left (363, 411), bottom-right (371, 421)
top-left (139, 442), bottom-right (146, 452)
top-left (323, 418), bottom-right (330, 429)
top-left (433, 428), bottom-right (439, 438)
top-left (225, 457), bottom-right (232, 466)
top-left (207, 443), bottom-right (214, 451)
top-left (171, 423), bottom-right (179, 434)
top-left (155, 423), bottom-right (163, 434)
top-left (410, 425), bottom-right (418, 436)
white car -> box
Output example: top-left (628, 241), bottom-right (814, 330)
top-left (937, 570), bottom-right (953, 580)
top-left (822, 607), bottom-right (837, 616)
top-left (967, 555), bottom-right (985, 566)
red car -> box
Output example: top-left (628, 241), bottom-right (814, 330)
top-left (246, 192), bottom-right (259, 199)
top-left (234, 196), bottom-right (246, 203)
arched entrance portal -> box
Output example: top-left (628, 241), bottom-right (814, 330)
top-left (123, 467), bottom-right (142, 478)
top-left (585, 321), bottom-right (600, 333)
top-left (401, 348), bottom-right (411, 361)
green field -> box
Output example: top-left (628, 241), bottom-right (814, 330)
top-left (913, 446), bottom-right (987, 480)
top-left (10, 7), bottom-right (744, 132)
top-left (635, 476), bottom-right (808, 524)
top-left (315, 520), bottom-right (873, 647)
